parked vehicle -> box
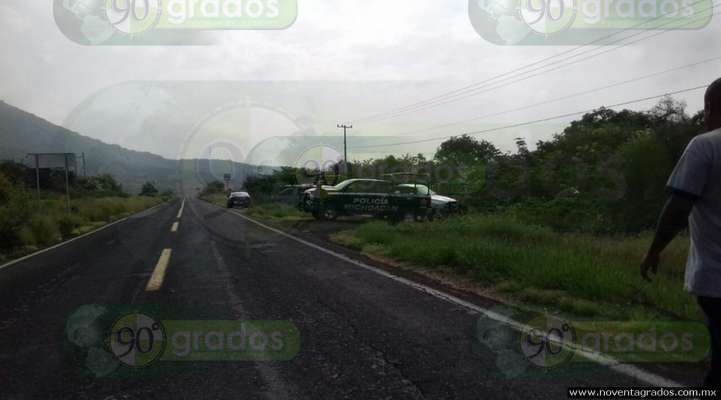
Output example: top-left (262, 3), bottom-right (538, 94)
top-left (275, 184), bottom-right (315, 208)
top-left (396, 184), bottom-right (461, 219)
top-left (301, 179), bottom-right (431, 222)
top-left (227, 191), bottom-right (251, 208)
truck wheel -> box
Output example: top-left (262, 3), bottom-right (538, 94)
top-left (303, 195), bottom-right (313, 212)
top-left (323, 208), bottom-right (338, 220)
top-left (388, 212), bottom-right (404, 225)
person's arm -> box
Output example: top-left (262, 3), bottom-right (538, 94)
top-left (642, 136), bottom-right (709, 282)
top-left (640, 193), bottom-right (695, 282)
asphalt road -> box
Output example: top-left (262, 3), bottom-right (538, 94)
top-left (0, 198), bottom-right (665, 399)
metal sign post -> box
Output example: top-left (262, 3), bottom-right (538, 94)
top-left (34, 154), bottom-right (40, 201)
top-left (27, 153), bottom-right (77, 212)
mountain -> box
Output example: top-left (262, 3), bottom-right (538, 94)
top-left (0, 101), bottom-right (262, 194)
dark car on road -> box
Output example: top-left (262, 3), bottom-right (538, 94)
top-left (227, 191), bottom-right (251, 209)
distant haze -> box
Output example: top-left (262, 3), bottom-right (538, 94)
top-left (1, 1), bottom-right (719, 159)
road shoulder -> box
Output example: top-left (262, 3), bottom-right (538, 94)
top-left (207, 200), bottom-right (702, 388)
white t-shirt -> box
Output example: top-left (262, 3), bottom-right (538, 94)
top-left (667, 128), bottom-right (721, 297)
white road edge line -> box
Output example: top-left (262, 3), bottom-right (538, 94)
top-left (171, 222), bottom-right (179, 232)
top-left (229, 209), bottom-right (684, 388)
top-left (0, 202), bottom-right (167, 272)
top-left (145, 248), bottom-right (172, 292)
top-left (177, 197), bottom-right (186, 219)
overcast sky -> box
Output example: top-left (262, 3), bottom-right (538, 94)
top-left (1, 1), bottom-right (719, 163)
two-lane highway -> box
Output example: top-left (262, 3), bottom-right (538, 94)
top-left (1, 197), bottom-right (654, 399)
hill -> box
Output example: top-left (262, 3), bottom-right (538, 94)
top-left (0, 101), bottom-right (261, 193)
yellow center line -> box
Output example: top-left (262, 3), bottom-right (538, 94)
top-left (145, 249), bottom-right (172, 292)
top-left (171, 222), bottom-right (179, 232)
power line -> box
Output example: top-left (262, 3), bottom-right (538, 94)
top-left (385, 55), bottom-right (721, 138)
top-left (354, 1), bottom-right (714, 123)
top-left (359, 10), bottom-right (716, 123)
top-left (349, 85), bottom-right (708, 150)
top-left (353, 2), bottom-right (716, 124)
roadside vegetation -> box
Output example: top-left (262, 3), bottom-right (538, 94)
top-left (0, 163), bottom-right (170, 262)
top-left (198, 181), bottom-right (228, 207)
top-left (245, 203), bottom-right (308, 223)
top-left (202, 98), bottom-right (701, 321)
top-left (241, 97), bottom-right (700, 235)
top-left (198, 180), bottom-right (310, 224)
top-left (331, 215), bottom-right (695, 321)
top-left (326, 98), bottom-right (702, 321)
top-left (247, 98), bottom-right (702, 320)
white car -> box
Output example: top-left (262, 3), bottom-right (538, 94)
top-left (397, 184), bottom-right (460, 219)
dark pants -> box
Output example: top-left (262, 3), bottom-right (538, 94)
top-left (698, 296), bottom-right (721, 387)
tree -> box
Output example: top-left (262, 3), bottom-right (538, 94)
top-left (500, 98), bottom-right (699, 232)
top-left (201, 180), bottom-right (226, 195)
top-left (650, 96), bottom-right (688, 123)
top-left (434, 135), bottom-right (501, 166)
top-left (139, 182), bottom-right (159, 197)
top-left (0, 161), bottom-right (29, 187)
top-left (76, 174), bottom-right (125, 196)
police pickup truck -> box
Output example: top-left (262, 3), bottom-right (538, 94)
top-left (301, 179), bottom-right (431, 222)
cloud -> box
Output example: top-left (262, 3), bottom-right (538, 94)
top-left (0, 0), bottom-right (718, 157)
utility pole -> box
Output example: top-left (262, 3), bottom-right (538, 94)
top-left (33, 154), bottom-right (40, 201)
top-left (64, 154), bottom-right (71, 213)
top-left (337, 124), bottom-right (352, 178)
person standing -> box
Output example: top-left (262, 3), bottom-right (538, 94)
top-left (641, 78), bottom-right (721, 387)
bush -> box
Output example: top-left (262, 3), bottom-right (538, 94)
top-left (0, 173), bottom-right (31, 249)
top-left (503, 197), bottom-right (605, 233)
top-left (0, 172), bottom-right (11, 204)
top-left (161, 189), bottom-right (175, 200)
top-left (201, 181), bottom-right (226, 196)
top-left (57, 214), bottom-right (86, 238)
top-left (28, 215), bottom-right (60, 246)
top-left (0, 183), bottom-right (163, 257)
top-left (18, 226), bottom-right (36, 247)
top-left (139, 182), bottom-right (159, 197)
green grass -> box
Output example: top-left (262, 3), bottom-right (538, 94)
top-left (1, 195), bottom-right (165, 260)
top-left (197, 193), bottom-right (311, 225)
top-left (200, 193), bottom-right (227, 208)
top-left (331, 214), bottom-right (698, 321)
top-left (245, 203), bottom-right (310, 223)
